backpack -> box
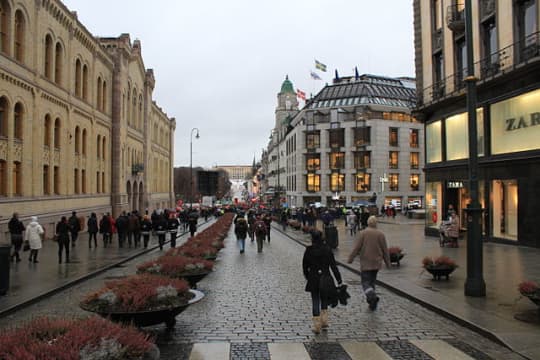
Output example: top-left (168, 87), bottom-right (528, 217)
top-left (254, 220), bottom-right (266, 235)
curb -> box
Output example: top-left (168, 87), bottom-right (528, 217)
top-left (275, 225), bottom-right (513, 353)
top-left (0, 221), bottom-right (212, 319)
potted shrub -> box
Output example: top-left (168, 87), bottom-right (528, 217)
top-left (137, 255), bottom-right (213, 288)
top-left (518, 281), bottom-right (540, 307)
top-left (0, 316), bottom-right (158, 359)
top-left (80, 273), bottom-right (203, 329)
top-left (168, 243), bottom-right (218, 260)
top-left (422, 255), bottom-right (457, 280)
top-left (388, 246), bottom-right (404, 266)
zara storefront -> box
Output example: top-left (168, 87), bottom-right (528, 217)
top-left (424, 88), bottom-right (540, 248)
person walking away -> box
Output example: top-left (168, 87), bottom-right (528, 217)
top-left (68, 211), bottom-right (81, 247)
top-left (115, 212), bottom-right (129, 248)
top-left (99, 213), bottom-right (112, 247)
top-left (235, 217), bottom-right (248, 254)
top-left (263, 213), bottom-right (272, 242)
top-left (247, 210), bottom-right (256, 242)
top-left (87, 213), bottom-right (99, 248)
top-left (167, 213), bottom-right (180, 248)
top-left (25, 216), bottom-right (44, 263)
top-left (303, 230), bottom-right (342, 333)
top-left (140, 215), bottom-right (153, 248)
top-left (347, 216), bottom-right (390, 311)
top-left (154, 213), bottom-right (167, 250)
top-left (56, 216), bottom-right (71, 263)
top-left (8, 212), bottom-right (25, 262)
top-left (254, 216), bottom-right (267, 253)
top-left (280, 209), bottom-right (288, 231)
top-left (188, 213), bottom-right (198, 238)
top-left (360, 207), bottom-right (369, 230)
top-left (346, 211), bottom-right (357, 236)
top-left (130, 211), bottom-right (142, 247)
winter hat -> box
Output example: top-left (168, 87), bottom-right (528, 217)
top-left (31, 216), bottom-right (38, 222)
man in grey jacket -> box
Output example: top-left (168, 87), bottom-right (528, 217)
top-left (347, 216), bottom-right (390, 310)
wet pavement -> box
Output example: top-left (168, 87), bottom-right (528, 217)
top-left (279, 215), bottom-right (540, 360)
top-left (0, 222), bottom-right (203, 316)
top-left (0, 219), bottom-right (526, 360)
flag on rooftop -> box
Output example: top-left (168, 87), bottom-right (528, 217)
top-left (296, 89), bottom-right (306, 101)
top-left (315, 59), bottom-right (327, 72)
top-left (310, 71), bottom-right (322, 80)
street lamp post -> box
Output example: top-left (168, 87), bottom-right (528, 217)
top-left (190, 128), bottom-right (200, 210)
top-left (464, 0), bottom-right (486, 297)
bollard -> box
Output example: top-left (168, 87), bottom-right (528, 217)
top-left (0, 245), bottom-right (10, 295)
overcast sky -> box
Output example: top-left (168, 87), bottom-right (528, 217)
top-left (62, 0), bottom-right (414, 168)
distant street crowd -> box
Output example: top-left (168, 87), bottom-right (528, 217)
top-left (7, 207), bottom-right (218, 265)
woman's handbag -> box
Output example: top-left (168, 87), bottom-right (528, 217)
top-left (319, 273), bottom-right (338, 305)
top-left (23, 240), bottom-right (30, 252)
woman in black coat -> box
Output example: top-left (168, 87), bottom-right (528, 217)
top-left (302, 230), bottom-right (342, 334)
top-left (56, 216), bottom-right (71, 264)
top-left (87, 213), bottom-right (99, 248)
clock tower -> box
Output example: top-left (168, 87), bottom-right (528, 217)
top-left (275, 75), bottom-right (299, 133)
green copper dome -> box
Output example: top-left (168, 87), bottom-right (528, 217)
top-left (280, 75), bottom-right (295, 94)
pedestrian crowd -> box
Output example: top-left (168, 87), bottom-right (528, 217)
top-left (7, 207), bottom-right (205, 265)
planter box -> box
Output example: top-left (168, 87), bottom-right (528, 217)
top-left (80, 289), bottom-right (204, 329)
top-left (425, 266), bottom-right (455, 280)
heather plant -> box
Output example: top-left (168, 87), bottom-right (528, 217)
top-left (137, 255), bottom-right (213, 278)
top-left (81, 274), bottom-right (191, 313)
top-left (0, 317), bottom-right (153, 359)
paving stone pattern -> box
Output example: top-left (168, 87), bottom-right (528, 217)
top-left (231, 342), bottom-right (271, 360)
top-left (305, 342), bottom-right (353, 360)
top-left (0, 223), bottom-right (523, 360)
top-left (376, 340), bottom-right (434, 360)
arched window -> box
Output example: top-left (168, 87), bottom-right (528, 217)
top-left (138, 95), bottom-right (143, 129)
top-left (43, 165), bottom-right (49, 195)
top-left (81, 169), bottom-right (86, 194)
top-left (0, 0), bottom-right (10, 55)
top-left (96, 135), bottom-right (101, 159)
top-left (45, 35), bottom-right (53, 79)
top-left (13, 161), bottom-right (21, 195)
top-left (102, 136), bottom-right (106, 161)
top-left (132, 89), bottom-right (137, 127)
top-left (44, 114), bottom-right (51, 146)
top-left (126, 84), bottom-right (131, 125)
top-left (82, 129), bottom-right (87, 156)
top-left (75, 59), bottom-right (81, 96)
top-left (53, 118), bottom-right (60, 149)
top-left (14, 10), bottom-right (25, 62)
top-left (0, 96), bottom-right (8, 137)
top-left (102, 81), bottom-right (107, 112)
top-left (74, 168), bottom-right (79, 194)
top-left (96, 77), bottom-right (102, 110)
top-left (54, 42), bottom-right (62, 85)
top-left (82, 64), bottom-right (88, 100)
top-left (74, 126), bottom-right (80, 154)
top-left (0, 160), bottom-right (6, 195)
top-left (13, 102), bottom-right (23, 140)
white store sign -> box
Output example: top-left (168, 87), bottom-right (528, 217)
top-left (491, 88), bottom-right (540, 154)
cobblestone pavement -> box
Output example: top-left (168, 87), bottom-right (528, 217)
top-left (0, 224), bottom-right (525, 360)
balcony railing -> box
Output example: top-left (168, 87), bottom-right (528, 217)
top-left (417, 31), bottom-right (540, 107)
top-left (446, 4), bottom-right (465, 33)
top-left (132, 163), bottom-right (144, 175)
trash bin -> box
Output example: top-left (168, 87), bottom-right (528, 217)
top-left (0, 245), bottom-right (10, 295)
top-left (324, 224), bottom-right (339, 249)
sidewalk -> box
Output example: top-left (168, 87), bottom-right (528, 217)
top-left (0, 222), bottom-right (205, 317)
top-left (279, 216), bottom-right (540, 360)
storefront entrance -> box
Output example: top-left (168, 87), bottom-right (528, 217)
top-left (492, 180), bottom-right (518, 241)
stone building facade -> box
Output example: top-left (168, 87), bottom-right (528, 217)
top-left (264, 74), bottom-right (423, 209)
top-left (0, 0), bottom-right (175, 238)
top-left (414, 0), bottom-right (540, 247)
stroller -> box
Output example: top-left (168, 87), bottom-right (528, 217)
top-left (438, 221), bottom-right (454, 247)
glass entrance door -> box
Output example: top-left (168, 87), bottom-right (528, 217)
top-left (492, 180), bottom-right (518, 241)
